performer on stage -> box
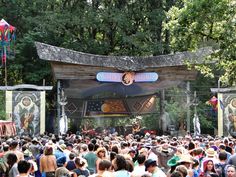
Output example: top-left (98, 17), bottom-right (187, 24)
top-left (81, 120), bottom-right (95, 136)
top-left (132, 117), bottom-right (142, 134)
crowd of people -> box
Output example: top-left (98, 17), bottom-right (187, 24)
top-left (0, 132), bottom-right (236, 177)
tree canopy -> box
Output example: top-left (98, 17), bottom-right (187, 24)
top-left (166, 0), bottom-right (236, 85)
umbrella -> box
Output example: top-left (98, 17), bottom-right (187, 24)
top-left (0, 19), bottom-right (16, 65)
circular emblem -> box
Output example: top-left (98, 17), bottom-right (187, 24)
top-left (101, 103), bottom-right (111, 113)
top-left (121, 72), bottom-right (135, 86)
top-left (231, 98), bottom-right (236, 108)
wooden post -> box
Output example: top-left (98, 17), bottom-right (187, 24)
top-left (5, 60), bottom-right (7, 86)
top-left (159, 90), bottom-right (165, 134)
top-left (57, 80), bottom-right (61, 135)
top-left (186, 81), bottom-right (191, 132)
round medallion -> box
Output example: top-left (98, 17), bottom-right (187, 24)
top-left (231, 98), bottom-right (236, 108)
top-left (101, 103), bottom-right (110, 113)
top-left (121, 72), bottom-right (134, 86)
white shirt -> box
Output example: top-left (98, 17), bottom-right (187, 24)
top-left (132, 165), bottom-right (146, 177)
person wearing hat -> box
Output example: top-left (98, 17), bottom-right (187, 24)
top-left (166, 155), bottom-right (181, 176)
top-left (178, 154), bottom-right (195, 169)
top-left (144, 159), bottom-right (166, 177)
top-left (54, 144), bottom-right (67, 167)
top-left (29, 137), bottom-right (43, 159)
top-left (151, 143), bottom-right (177, 173)
top-left (58, 144), bottom-right (70, 167)
top-left (95, 147), bottom-right (106, 173)
top-left (200, 148), bottom-right (218, 172)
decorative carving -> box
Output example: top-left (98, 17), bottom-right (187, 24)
top-left (59, 89), bottom-right (68, 134)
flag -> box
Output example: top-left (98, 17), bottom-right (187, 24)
top-left (219, 100), bottom-right (225, 110)
top-left (84, 99), bottom-right (128, 117)
top-left (87, 100), bottom-right (104, 112)
top-left (0, 19), bottom-right (16, 66)
top-left (207, 96), bottom-right (218, 111)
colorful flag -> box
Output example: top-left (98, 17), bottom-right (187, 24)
top-left (0, 19), bottom-right (16, 66)
top-left (206, 96), bottom-right (218, 111)
top-left (219, 100), bottom-right (225, 110)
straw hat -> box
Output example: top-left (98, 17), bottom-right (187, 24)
top-left (206, 148), bottom-right (216, 157)
top-left (160, 143), bottom-right (171, 153)
top-left (178, 154), bottom-right (195, 164)
top-left (96, 147), bottom-right (106, 155)
top-left (139, 148), bottom-right (148, 154)
top-left (58, 144), bottom-right (66, 152)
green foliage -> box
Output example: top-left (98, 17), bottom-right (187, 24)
top-left (162, 85), bottom-right (216, 134)
top-left (0, 91), bottom-right (6, 120)
top-left (166, 0), bottom-right (236, 85)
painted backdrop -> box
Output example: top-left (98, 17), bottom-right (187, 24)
top-left (218, 93), bottom-right (236, 137)
top-left (6, 91), bottom-right (45, 136)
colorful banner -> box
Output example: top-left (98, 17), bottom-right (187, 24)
top-left (218, 93), bottom-right (236, 137)
top-left (6, 91), bottom-right (45, 136)
top-left (126, 94), bottom-right (156, 114)
top-left (83, 94), bottom-right (157, 117)
top-left (84, 99), bottom-right (128, 117)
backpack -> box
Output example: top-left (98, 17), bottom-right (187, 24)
top-left (215, 163), bottom-right (227, 177)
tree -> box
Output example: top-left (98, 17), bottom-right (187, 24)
top-left (166, 0), bottom-right (236, 85)
top-left (0, 91), bottom-right (6, 120)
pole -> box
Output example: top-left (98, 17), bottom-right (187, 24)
top-left (194, 91), bottom-right (197, 116)
top-left (5, 59), bottom-right (7, 86)
top-left (160, 90), bottom-right (165, 134)
top-left (186, 81), bottom-right (190, 132)
top-left (57, 80), bottom-right (61, 135)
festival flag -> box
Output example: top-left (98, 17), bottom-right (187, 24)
top-left (84, 99), bottom-right (128, 117)
top-left (206, 96), bottom-right (218, 111)
top-left (0, 19), bottom-right (16, 66)
top-left (219, 100), bottom-right (225, 110)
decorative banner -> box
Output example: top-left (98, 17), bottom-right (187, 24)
top-left (83, 94), bottom-right (157, 117)
top-left (126, 94), bottom-right (156, 114)
top-left (0, 19), bottom-right (16, 65)
top-left (6, 91), bottom-right (45, 136)
top-left (84, 99), bottom-right (128, 117)
top-left (207, 96), bottom-right (218, 111)
top-left (218, 93), bottom-right (236, 138)
top-left (96, 72), bottom-right (158, 85)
